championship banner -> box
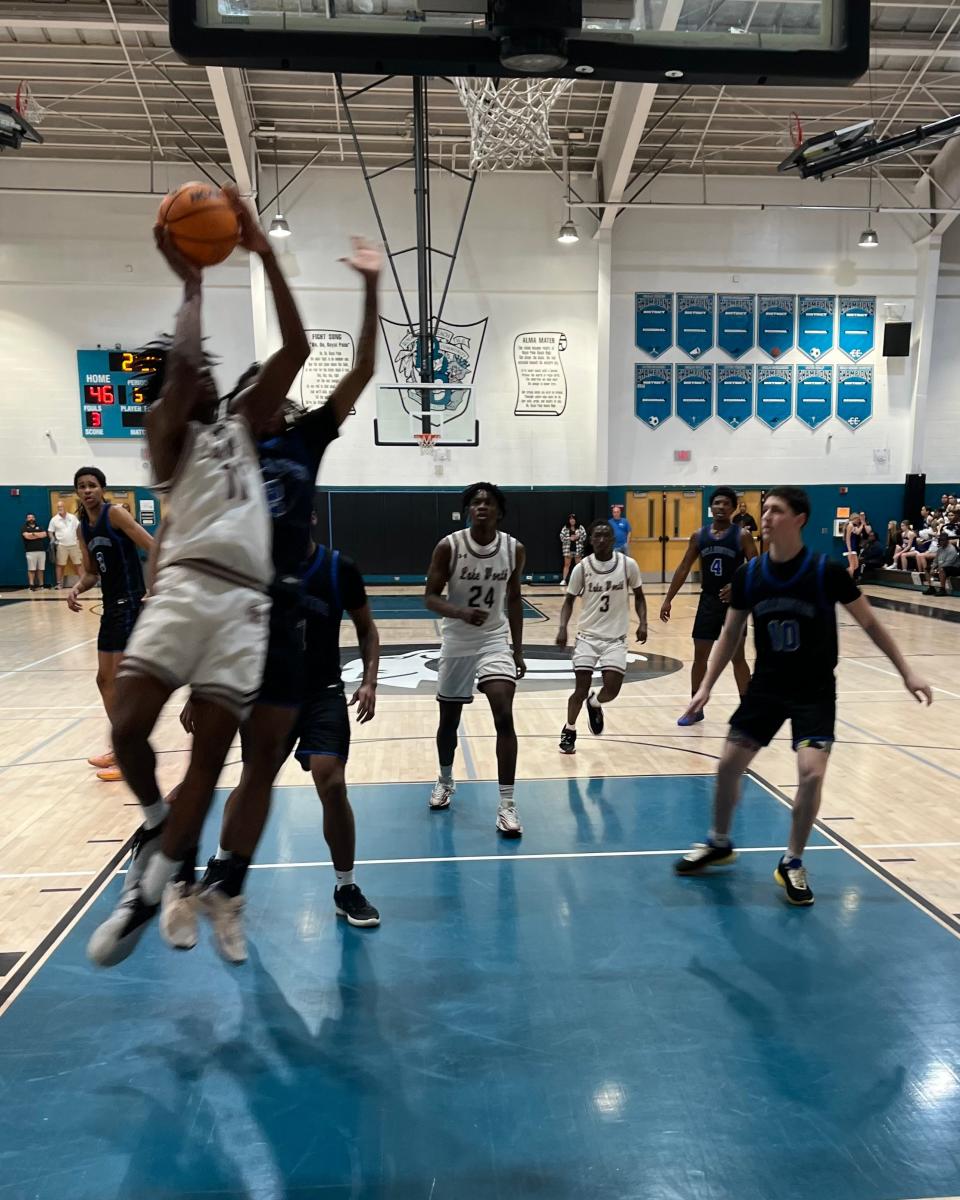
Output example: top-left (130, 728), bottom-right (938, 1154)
top-left (796, 365), bottom-right (833, 430)
top-left (836, 365), bottom-right (873, 429)
top-left (716, 365), bottom-right (754, 429)
top-left (634, 364), bottom-right (672, 428)
top-left (717, 294), bottom-right (755, 359)
top-left (756, 365), bottom-right (793, 430)
top-left (676, 292), bottom-right (714, 359)
top-left (675, 364), bottom-right (713, 429)
top-left (838, 296), bottom-right (876, 361)
top-left (797, 295), bottom-right (835, 361)
top-left (757, 294), bottom-right (795, 360)
top-left (635, 292), bottom-right (673, 358)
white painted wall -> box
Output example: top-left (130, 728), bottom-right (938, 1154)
top-left (925, 219), bottom-right (960, 482)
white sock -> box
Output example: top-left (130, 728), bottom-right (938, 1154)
top-left (142, 801), bottom-right (165, 830)
top-left (564, 722), bottom-right (576, 732)
top-left (439, 765), bottom-right (454, 785)
top-left (587, 690), bottom-right (602, 708)
top-left (499, 784), bottom-right (515, 809)
top-left (335, 869), bottom-right (355, 890)
top-left (215, 845), bottom-right (229, 861)
top-left (140, 850), bottom-right (179, 905)
top-left (709, 830), bottom-right (731, 848)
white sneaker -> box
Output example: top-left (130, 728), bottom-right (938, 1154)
top-left (87, 888), bottom-right (159, 968)
top-left (496, 803), bottom-right (523, 838)
top-left (429, 780), bottom-right (455, 810)
top-left (160, 881), bottom-right (198, 951)
top-left (198, 888), bottom-right (247, 964)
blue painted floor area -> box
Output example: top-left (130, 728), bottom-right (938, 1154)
top-left (368, 593), bottom-right (543, 621)
top-left (2, 776), bottom-right (960, 1200)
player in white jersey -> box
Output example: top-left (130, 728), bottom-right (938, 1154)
top-left (556, 521), bottom-right (647, 753)
top-left (424, 483), bottom-right (527, 837)
top-left (88, 189), bottom-right (309, 967)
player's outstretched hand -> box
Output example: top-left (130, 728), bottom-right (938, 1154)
top-left (514, 652), bottom-right (527, 680)
top-left (223, 184), bottom-right (271, 258)
top-left (555, 626), bottom-right (568, 647)
top-left (340, 236), bottom-right (383, 283)
top-left (461, 607), bottom-right (489, 627)
top-left (153, 225), bottom-right (202, 286)
top-left (659, 599), bottom-right (671, 622)
top-left (349, 684), bottom-right (377, 723)
top-left (637, 622), bottom-right (648, 644)
top-left (903, 672), bottom-right (933, 705)
top-left (66, 587), bottom-right (82, 613)
top-left (680, 687), bottom-right (709, 724)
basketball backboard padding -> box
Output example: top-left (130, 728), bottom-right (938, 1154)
top-left (171, 2), bottom-right (869, 87)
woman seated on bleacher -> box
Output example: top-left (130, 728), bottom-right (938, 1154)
top-left (888, 520), bottom-right (916, 570)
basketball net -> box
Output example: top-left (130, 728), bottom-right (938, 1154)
top-left (453, 77), bottom-right (574, 172)
top-left (415, 432), bottom-right (440, 456)
top-left (15, 81), bottom-right (44, 127)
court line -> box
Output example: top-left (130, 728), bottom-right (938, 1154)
top-left (0, 637), bottom-right (97, 683)
top-left (846, 656), bottom-right (960, 700)
top-left (837, 717), bottom-right (960, 785)
top-left (748, 773), bottom-right (960, 943)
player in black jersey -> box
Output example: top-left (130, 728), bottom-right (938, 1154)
top-left (660, 487), bottom-right (757, 726)
top-left (675, 486), bottom-right (931, 906)
top-left (68, 466), bottom-right (154, 781)
top-left (160, 237), bottom-right (383, 962)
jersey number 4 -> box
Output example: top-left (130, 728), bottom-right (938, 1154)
top-left (710, 558), bottom-right (724, 577)
top-left (468, 585), bottom-right (496, 609)
top-left (768, 619), bottom-right (800, 653)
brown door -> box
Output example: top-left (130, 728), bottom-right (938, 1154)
top-left (737, 489), bottom-right (763, 549)
top-left (664, 490), bottom-right (704, 577)
top-left (626, 491), bottom-right (663, 581)
top-left (48, 488), bottom-right (135, 519)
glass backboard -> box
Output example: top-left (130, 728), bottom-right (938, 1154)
top-left (171, 1), bottom-right (868, 87)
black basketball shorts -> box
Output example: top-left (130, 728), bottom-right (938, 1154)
top-left (290, 685), bottom-right (351, 768)
top-left (256, 603), bottom-right (306, 709)
top-left (98, 594), bottom-right (143, 654)
top-left (692, 592), bottom-right (729, 643)
top-left (729, 679), bottom-right (836, 751)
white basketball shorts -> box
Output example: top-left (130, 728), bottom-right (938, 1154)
top-left (572, 633), bottom-right (628, 675)
top-left (118, 564), bottom-right (270, 719)
top-left (437, 642), bottom-right (517, 703)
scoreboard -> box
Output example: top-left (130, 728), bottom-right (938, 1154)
top-left (77, 349), bottom-right (160, 439)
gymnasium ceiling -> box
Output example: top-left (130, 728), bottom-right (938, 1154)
top-left (1, 2), bottom-right (959, 197)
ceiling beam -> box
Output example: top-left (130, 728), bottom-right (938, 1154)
top-left (206, 66), bottom-right (258, 197)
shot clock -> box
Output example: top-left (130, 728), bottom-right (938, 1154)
top-left (77, 349), bottom-right (161, 439)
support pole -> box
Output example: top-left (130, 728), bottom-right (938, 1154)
top-left (413, 77), bottom-right (434, 433)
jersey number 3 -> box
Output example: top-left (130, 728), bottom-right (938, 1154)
top-left (768, 619), bottom-right (800, 653)
top-left (468, 585), bottom-right (496, 609)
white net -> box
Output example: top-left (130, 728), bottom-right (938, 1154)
top-left (15, 82), bottom-right (44, 127)
top-left (453, 77), bottom-right (574, 172)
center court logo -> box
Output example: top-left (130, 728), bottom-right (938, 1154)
top-left (340, 644), bottom-right (683, 695)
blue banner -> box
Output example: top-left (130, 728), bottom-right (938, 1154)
top-left (676, 292), bottom-right (714, 359)
top-left (838, 296), bottom-right (875, 361)
top-left (797, 294), bottom-right (835, 361)
top-left (634, 364), bottom-right (672, 428)
top-left (757, 294), bottom-right (795, 360)
top-left (675, 365), bottom-right (713, 430)
top-left (717, 294), bottom-right (755, 359)
top-left (836, 366), bottom-right (873, 429)
top-left (635, 292), bottom-right (673, 358)
top-left (796, 365), bottom-right (833, 430)
top-left (716, 365), bottom-right (754, 429)
top-left (756, 365), bottom-right (793, 430)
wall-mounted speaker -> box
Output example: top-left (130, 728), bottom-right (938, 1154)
top-left (882, 322), bottom-right (912, 357)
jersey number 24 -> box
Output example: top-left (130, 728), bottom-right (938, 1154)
top-left (468, 586), bottom-right (496, 609)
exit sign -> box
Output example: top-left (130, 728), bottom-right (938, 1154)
top-left (674, 449), bottom-right (692, 462)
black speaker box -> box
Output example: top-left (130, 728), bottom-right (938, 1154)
top-left (904, 473), bottom-right (926, 528)
top-left (883, 322), bottom-right (912, 357)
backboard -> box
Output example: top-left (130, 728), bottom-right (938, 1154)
top-left (375, 383), bottom-right (478, 448)
top-left (171, 2), bottom-right (869, 87)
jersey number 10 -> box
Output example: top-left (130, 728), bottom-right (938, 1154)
top-left (768, 619), bottom-right (800, 653)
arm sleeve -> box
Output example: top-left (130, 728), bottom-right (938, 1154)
top-left (566, 562), bottom-right (585, 597)
top-left (825, 562), bottom-right (861, 605)
top-left (295, 402), bottom-right (340, 461)
top-left (729, 563), bottom-right (750, 610)
top-left (340, 556), bottom-right (368, 611)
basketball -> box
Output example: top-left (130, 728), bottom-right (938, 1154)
top-left (156, 182), bottom-right (239, 267)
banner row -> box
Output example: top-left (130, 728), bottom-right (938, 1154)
top-left (634, 364), bottom-right (873, 431)
top-left (635, 293), bottom-right (875, 363)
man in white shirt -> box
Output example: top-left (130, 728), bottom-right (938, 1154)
top-left (923, 532), bottom-right (960, 596)
top-left (48, 501), bottom-right (82, 589)
top-left (556, 520), bottom-right (647, 753)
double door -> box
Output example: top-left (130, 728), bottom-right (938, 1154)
top-left (626, 490), bottom-right (703, 584)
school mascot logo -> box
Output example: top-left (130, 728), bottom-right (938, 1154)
top-left (380, 317), bottom-right (488, 429)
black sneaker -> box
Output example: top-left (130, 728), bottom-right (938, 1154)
top-left (774, 857), bottom-right (814, 905)
top-left (559, 727), bottom-right (577, 754)
top-left (125, 820), bottom-right (165, 893)
top-left (586, 694), bottom-right (604, 735)
top-left (87, 887), bottom-right (160, 967)
top-left (924, 587), bottom-right (937, 595)
top-left (335, 884), bottom-right (380, 927)
top-left (675, 841), bottom-right (738, 875)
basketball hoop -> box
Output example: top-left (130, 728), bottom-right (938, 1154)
top-left (15, 81), bottom-right (44, 127)
top-left (415, 432), bottom-right (440, 456)
top-left (453, 77), bottom-right (574, 172)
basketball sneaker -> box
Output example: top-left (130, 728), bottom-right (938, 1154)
top-left (429, 780), bottom-right (455, 810)
top-left (87, 750), bottom-right (115, 769)
top-left (559, 727), bottom-right (577, 754)
top-left (675, 840), bottom-right (737, 874)
top-left (677, 710), bottom-right (705, 727)
top-left (774, 857), bottom-right (814, 906)
top-left (496, 803), bottom-right (523, 838)
top-left (96, 766), bottom-right (124, 782)
top-left (198, 887), bottom-right (247, 964)
top-left (124, 819), bottom-right (165, 892)
top-left (87, 887), bottom-right (159, 967)
top-left (160, 880), bottom-right (199, 950)
top-left (586, 692), bottom-right (605, 735)
top-left (334, 884), bottom-right (381, 927)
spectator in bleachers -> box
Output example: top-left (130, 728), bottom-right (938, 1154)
top-left (884, 520), bottom-right (899, 566)
top-left (858, 511), bottom-right (873, 537)
top-left (907, 515), bottom-right (938, 573)
top-left (922, 532), bottom-right (960, 596)
top-left (859, 530), bottom-right (886, 574)
top-left (889, 520), bottom-right (916, 570)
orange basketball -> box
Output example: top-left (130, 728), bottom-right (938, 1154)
top-left (157, 182), bottom-right (240, 267)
